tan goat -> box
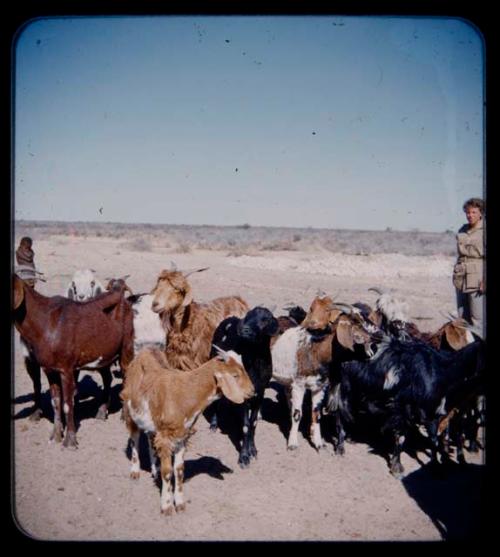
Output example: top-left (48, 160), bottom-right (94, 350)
top-left (150, 268), bottom-right (249, 370)
top-left (120, 346), bottom-right (254, 516)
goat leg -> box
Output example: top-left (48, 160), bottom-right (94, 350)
top-left (47, 372), bottom-right (63, 443)
top-left (96, 366), bottom-right (112, 420)
top-left (310, 386), bottom-right (326, 450)
top-left (389, 431), bottom-right (406, 479)
top-left (238, 394), bottom-right (262, 468)
top-left (287, 383), bottom-right (305, 450)
top-left (334, 409), bottom-right (346, 455)
top-left (206, 399), bottom-right (220, 432)
top-left (173, 445), bottom-right (186, 512)
top-left (25, 355), bottom-right (43, 421)
top-left (61, 371), bottom-right (78, 449)
top-left (155, 437), bottom-right (175, 516)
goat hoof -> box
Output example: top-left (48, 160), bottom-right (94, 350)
top-left (209, 425), bottom-right (218, 433)
top-left (50, 431), bottom-right (63, 444)
top-left (334, 445), bottom-right (345, 456)
top-left (130, 471), bottom-right (140, 480)
top-left (389, 461), bottom-right (404, 479)
top-left (175, 503), bottom-right (186, 513)
top-left (29, 408), bottom-right (43, 422)
top-left (161, 506), bottom-right (175, 516)
top-left (287, 444), bottom-right (298, 451)
top-left (62, 433), bottom-right (78, 449)
top-left (95, 406), bottom-right (109, 420)
top-left (238, 455), bottom-right (251, 468)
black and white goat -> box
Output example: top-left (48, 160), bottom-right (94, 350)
top-left (208, 306), bottom-right (279, 468)
top-left (330, 334), bottom-right (485, 477)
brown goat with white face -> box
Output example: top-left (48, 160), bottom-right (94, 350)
top-left (121, 346), bottom-right (254, 516)
top-left (150, 268), bottom-right (249, 370)
top-left (13, 274), bottom-right (134, 448)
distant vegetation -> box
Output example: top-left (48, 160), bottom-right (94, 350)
top-left (14, 220), bottom-right (457, 257)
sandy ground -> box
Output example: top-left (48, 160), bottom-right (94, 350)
top-left (11, 236), bottom-right (485, 541)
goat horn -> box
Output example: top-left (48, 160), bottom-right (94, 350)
top-left (169, 261), bottom-right (178, 271)
top-left (212, 344), bottom-right (229, 361)
top-left (184, 267), bottom-right (209, 278)
top-left (330, 302), bottom-right (354, 314)
top-left (316, 289), bottom-right (327, 298)
top-left (368, 287), bottom-right (385, 295)
top-left (268, 304), bottom-right (277, 314)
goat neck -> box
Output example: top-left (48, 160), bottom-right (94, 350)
top-left (13, 281), bottom-right (50, 341)
top-left (165, 303), bottom-right (192, 333)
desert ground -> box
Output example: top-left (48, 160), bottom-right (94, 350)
top-left (11, 222), bottom-right (485, 542)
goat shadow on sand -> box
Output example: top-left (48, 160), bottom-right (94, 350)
top-left (124, 434), bottom-right (233, 491)
top-left (203, 381), bottom-right (309, 456)
top-left (402, 460), bottom-right (485, 541)
top-left (12, 374), bottom-right (123, 427)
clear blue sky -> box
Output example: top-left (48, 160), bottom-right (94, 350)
top-left (14, 15), bottom-right (484, 232)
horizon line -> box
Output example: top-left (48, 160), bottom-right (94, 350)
top-left (14, 218), bottom-right (454, 235)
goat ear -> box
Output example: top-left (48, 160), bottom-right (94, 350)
top-left (214, 371), bottom-right (245, 404)
top-left (95, 285), bottom-right (103, 296)
top-left (368, 310), bottom-right (382, 327)
top-left (336, 319), bottom-right (355, 351)
top-left (13, 276), bottom-right (25, 309)
top-left (67, 287), bottom-right (75, 300)
top-left (444, 324), bottom-right (466, 350)
top-left (328, 308), bottom-right (342, 323)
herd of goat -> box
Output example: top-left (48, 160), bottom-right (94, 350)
top-left (13, 264), bottom-right (485, 516)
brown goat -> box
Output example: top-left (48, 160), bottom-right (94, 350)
top-left (13, 274), bottom-right (134, 448)
top-left (121, 346), bottom-right (254, 516)
top-left (271, 295), bottom-right (376, 450)
top-left (150, 268), bottom-right (249, 370)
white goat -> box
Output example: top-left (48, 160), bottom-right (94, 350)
top-left (105, 277), bottom-right (165, 355)
top-left (66, 269), bottom-right (104, 301)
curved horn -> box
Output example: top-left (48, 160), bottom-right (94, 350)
top-left (184, 267), bottom-right (209, 278)
top-left (169, 260), bottom-right (178, 271)
top-left (368, 286), bottom-right (385, 295)
top-left (331, 302), bottom-right (354, 314)
top-left (316, 289), bottom-right (327, 298)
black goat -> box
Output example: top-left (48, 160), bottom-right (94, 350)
top-left (331, 335), bottom-right (485, 477)
top-left (275, 304), bottom-right (307, 335)
top-left (208, 306), bottom-right (279, 468)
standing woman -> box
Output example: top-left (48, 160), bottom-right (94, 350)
top-left (453, 198), bottom-right (485, 336)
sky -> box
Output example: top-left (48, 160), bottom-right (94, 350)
top-left (14, 15), bottom-right (485, 232)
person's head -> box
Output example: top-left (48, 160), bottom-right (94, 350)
top-left (462, 198), bottom-right (484, 227)
top-left (20, 236), bottom-right (33, 249)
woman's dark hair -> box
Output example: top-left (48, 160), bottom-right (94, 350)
top-left (20, 236), bottom-right (33, 247)
top-left (463, 197), bottom-right (485, 214)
